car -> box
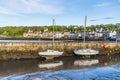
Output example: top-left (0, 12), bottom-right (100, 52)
top-left (109, 36), bottom-right (116, 41)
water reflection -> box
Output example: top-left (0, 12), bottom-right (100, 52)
top-left (74, 59), bottom-right (99, 66)
top-left (38, 61), bottom-right (63, 69)
top-left (0, 55), bottom-right (120, 76)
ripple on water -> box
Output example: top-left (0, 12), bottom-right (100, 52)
top-left (0, 63), bottom-right (120, 80)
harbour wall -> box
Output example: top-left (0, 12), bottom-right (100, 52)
top-left (0, 42), bottom-right (120, 60)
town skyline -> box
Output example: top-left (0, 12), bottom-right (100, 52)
top-left (0, 0), bottom-right (120, 27)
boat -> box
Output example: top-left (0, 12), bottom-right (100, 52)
top-left (74, 48), bottom-right (99, 56)
top-left (38, 61), bottom-right (63, 69)
top-left (38, 19), bottom-right (63, 59)
top-left (73, 16), bottom-right (99, 56)
top-left (38, 50), bottom-right (63, 59)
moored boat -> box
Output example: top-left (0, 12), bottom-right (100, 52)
top-left (38, 50), bottom-right (63, 59)
top-left (74, 48), bottom-right (99, 56)
top-left (38, 19), bottom-right (63, 59)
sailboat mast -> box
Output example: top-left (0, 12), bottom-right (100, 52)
top-left (52, 19), bottom-right (55, 45)
top-left (84, 16), bottom-right (87, 42)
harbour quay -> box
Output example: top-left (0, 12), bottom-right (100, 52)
top-left (0, 41), bottom-right (120, 60)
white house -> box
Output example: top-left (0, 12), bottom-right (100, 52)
top-left (94, 32), bottom-right (104, 39)
top-left (54, 32), bottom-right (64, 38)
top-left (109, 30), bottom-right (116, 37)
top-left (69, 32), bottom-right (77, 39)
top-left (104, 30), bottom-right (116, 38)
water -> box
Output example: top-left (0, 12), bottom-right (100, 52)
top-left (0, 40), bottom-right (74, 43)
top-left (0, 55), bottom-right (120, 80)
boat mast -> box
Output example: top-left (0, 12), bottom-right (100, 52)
top-left (52, 19), bottom-right (55, 48)
top-left (83, 16), bottom-right (87, 42)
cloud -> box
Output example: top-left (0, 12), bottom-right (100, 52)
top-left (103, 17), bottom-right (116, 19)
top-left (0, 0), bottom-right (64, 15)
top-left (89, 17), bottom-right (116, 22)
top-left (95, 2), bottom-right (112, 7)
top-left (90, 19), bottom-right (99, 21)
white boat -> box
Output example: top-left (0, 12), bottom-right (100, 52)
top-left (38, 50), bottom-right (63, 59)
top-left (74, 16), bottom-right (99, 56)
top-left (38, 19), bottom-right (63, 59)
top-left (74, 48), bottom-right (99, 56)
top-left (38, 61), bottom-right (63, 69)
top-left (38, 50), bottom-right (63, 56)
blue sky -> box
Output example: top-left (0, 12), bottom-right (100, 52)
top-left (0, 0), bottom-right (120, 27)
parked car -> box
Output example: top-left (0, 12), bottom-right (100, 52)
top-left (109, 36), bottom-right (116, 41)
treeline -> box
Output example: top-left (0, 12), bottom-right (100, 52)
top-left (0, 23), bottom-right (120, 37)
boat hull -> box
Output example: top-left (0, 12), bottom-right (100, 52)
top-left (74, 49), bottom-right (99, 56)
top-left (38, 50), bottom-right (63, 59)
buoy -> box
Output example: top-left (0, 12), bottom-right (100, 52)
top-left (103, 43), bottom-right (107, 49)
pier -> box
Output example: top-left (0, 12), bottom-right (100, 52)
top-left (0, 42), bottom-right (120, 60)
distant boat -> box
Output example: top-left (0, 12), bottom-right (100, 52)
top-left (74, 48), bottom-right (99, 56)
top-left (38, 61), bottom-right (63, 69)
top-left (38, 19), bottom-right (63, 59)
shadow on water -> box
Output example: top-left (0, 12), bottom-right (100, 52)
top-left (0, 54), bottom-right (120, 76)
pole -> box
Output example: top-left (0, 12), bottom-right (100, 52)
top-left (84, 16), bottom-right (87, 42)
top-left (52, 19), bottom-right (55, 49)
top-left (52, 19), bottom-right (55, 42)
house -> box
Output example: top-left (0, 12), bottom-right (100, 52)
top-left (104, 30), bottom-right (116, 39)
top-left (69, 32), bottom-right (77, 39)
top-left (23, 30), bottom-right (42, 38)
top-left (116, 29), bottom-right (120, 40)
top-left (109, 30), bottom-right (116, 37)
top-left (76, 32), bottom-right (82, 39)
top-left (86, 31), bottom-right (95, 40)
top-left (94, 31), bottom-right (104, 40)
top-left (63, 31), bottom-right (70, 39)
top-left (54, 32), bottom-right (64, 38)
top-left (42, 32), bottom-right (53, 38)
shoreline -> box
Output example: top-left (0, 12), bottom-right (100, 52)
top-left (0, 37), bottom-right (105, 41)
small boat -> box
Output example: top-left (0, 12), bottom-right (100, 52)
top-left (73, 48), bottom-right (99, 56)
top-left (73, 17), bottom-right (98, 56)
top-left (38, 50), bottom-right (63, 59)
top-left (38, 19), bottom-right (63, 59)
top-left (38, 61), bottom-right (63, 69)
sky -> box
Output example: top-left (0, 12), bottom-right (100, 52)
top-left (0, 0), bottom-right (120, 27)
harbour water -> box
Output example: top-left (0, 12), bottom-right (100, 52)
top-left (0, 40), bottom-right (61, 43)
top-left (0, 55), bottom-right (120, 80)
top-left (0, 40), bottom-right (74, 43)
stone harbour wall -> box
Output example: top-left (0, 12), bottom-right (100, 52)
top-left (0, 42), bottom-right (120, 60)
